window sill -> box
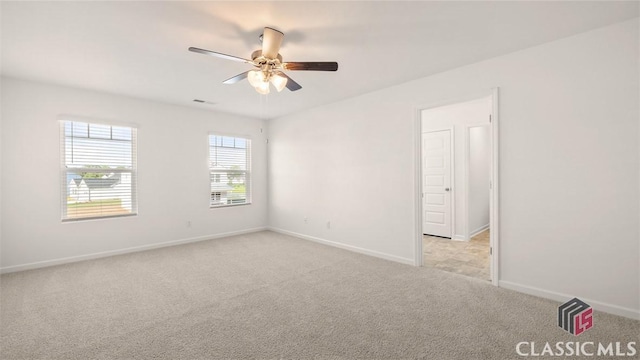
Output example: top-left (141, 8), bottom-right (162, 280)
top-left (210, 203), bottom-right (251, 209)
top-left (62, 213), bottom-right (137, 222)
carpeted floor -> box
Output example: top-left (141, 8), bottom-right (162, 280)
top-left (1, 231), bottom-right (638, 359)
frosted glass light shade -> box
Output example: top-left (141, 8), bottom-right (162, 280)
top-left (270, 74), bottom-right (288, 92)
top-left (255, 81), bottom-right (270, 94)
top-left (247, 70), bottom-right (265, 88)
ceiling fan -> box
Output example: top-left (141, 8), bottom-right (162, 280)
top-left (189, 27), bottom-right (338, 94)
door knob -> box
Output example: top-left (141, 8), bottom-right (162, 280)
top-left (445, 188), bottom-right (450, 191)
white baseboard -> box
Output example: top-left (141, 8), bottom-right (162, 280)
top-left (452, 235), bottom-right (468, 241)
top-left (469, 224), bottom-right (489, 238)
top-left (0, 227), bottom-right (268, 274)
top-left (499, 280), bottom-right (640, 320)
top-left (268, 227), bottom-right (415, 266)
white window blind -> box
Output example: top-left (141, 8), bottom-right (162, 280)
top-left (61, 120), bottom-right (137, 220)
top-left (209, 134), bottom-right (251, 207)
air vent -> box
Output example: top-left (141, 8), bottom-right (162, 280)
top-left (193, 99), bottom-right (216, 105)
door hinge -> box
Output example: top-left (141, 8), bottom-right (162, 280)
top-left (266, 138), bottom-right (269, 144)
top-left (489, 114), bottom-right (492, 122)
top-left (490, 247), bottom-right (493, 255)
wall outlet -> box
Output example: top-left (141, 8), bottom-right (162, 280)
top-left (304, 217), bottom-right (308, 223)
top-left (326, 221), bottom-right (331, 229)
top-left (187, 221), bottom-right (192, 228)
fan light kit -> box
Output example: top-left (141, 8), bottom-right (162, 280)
top-left (189, 27), bottom-right (338, 94)
top-left (247, 70), bottom-right (287, 94)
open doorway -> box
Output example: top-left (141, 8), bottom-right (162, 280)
top-left (415, 90), bottom-right (499, 284)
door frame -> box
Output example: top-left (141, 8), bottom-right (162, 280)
top-left (414, 88), bottom-right (500, 286)
top-left (421, 128), bottom-right (455, 239)
top-left (464, 123), bottom-right (491, 241)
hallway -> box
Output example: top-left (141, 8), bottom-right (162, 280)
top-left (422, 230), bottom-right (490, 281)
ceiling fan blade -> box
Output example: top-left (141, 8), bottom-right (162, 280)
top-left (188, 47), bottom-right (252, 64)
top-left (261, 27), bottom-right (284, 59)
top-left (276, 72), bottom-right (302, 91)
top-left (222, 71), bottom-right (251, 84)
top-left (282, 62), bottom-right (338, 71)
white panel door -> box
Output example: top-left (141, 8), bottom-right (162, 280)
top-left (422, 130), bottom-right (452, 237)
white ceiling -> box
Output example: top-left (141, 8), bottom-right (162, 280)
top-left (2, 1), bottom-right (638, 119)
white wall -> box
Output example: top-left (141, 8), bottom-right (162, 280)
top-left (468, 125), bottom-right (490, 236)
top-left (421, 97), bottom-right (491, 239)
top-left (0, 78), bottom-right (3, 264)
top-left (268, 19), bottom-right (639, 317)
top-left (1, 77), bottom-right (267, 271)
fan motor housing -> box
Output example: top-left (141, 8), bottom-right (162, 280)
top-left (251, 50), bottom-right (283, 64)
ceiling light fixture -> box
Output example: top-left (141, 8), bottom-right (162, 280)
top-left (247, 69), bottom-right (287, 94)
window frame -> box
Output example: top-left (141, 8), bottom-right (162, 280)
top-left (60, 119), bottom-right (138, 222)
top-left (208, 132), bottom-right (252, 209)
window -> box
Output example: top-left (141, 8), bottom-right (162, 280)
top-left (209, 134), bottom-right (251, 207)
top-left (61, 120), bottom-right (137, 220)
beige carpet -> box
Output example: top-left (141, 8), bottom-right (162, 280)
top-left (1, 231), bottom-right (638, 359)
